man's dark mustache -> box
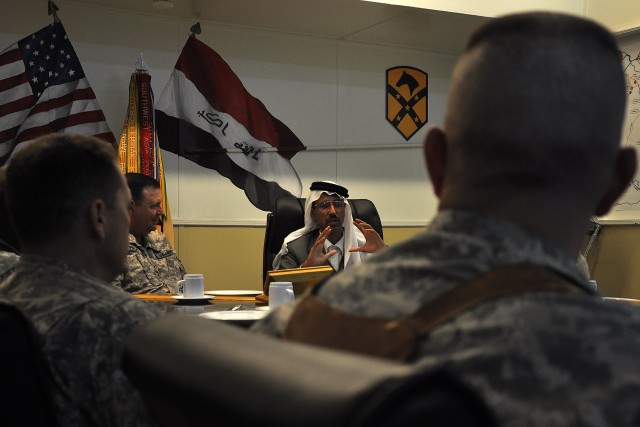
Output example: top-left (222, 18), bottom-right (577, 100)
top-left (329, 214), bottom-right (339, 220)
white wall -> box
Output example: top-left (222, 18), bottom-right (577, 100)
top-left (1, 0), bottom-right (459, 226)
top-left (599, 33), bottom-right (640, 223)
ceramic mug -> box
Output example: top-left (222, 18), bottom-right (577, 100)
top-left (269, 282), bottom-right (295, 309)
top-left (177, 274), bottom-right (205, 298)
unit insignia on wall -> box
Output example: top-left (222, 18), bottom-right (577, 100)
top-left (386, 66), bottom-right (428, 141)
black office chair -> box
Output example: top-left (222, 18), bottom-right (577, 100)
top-left (123, 314), bottom-right (495, 427)
top-left (262, 196), bottom-right (383, 286)
top-left (0, 300), bottom-right (58, 427)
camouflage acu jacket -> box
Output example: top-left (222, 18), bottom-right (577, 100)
top-left (0, 255), bottom-right (160, 427)
top-left (0, 250), bottom-right (19, 282)
top-left (113, 230), bottom-right (186, 294)
top-left (253, 209), bottom-right (640, 426)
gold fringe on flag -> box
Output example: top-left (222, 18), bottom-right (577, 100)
top-left (118, 70), bottom-right (175, 247)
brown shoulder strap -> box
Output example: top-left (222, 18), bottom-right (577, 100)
top-left (285, 295), bottom-right (418, 360)
top-left (402, 263), bottom-right (584, 334)
top-left (284, 264), bottom-right (585, 361)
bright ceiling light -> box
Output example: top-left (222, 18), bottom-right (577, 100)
top-left (359, 0), bottom-right (584, 18)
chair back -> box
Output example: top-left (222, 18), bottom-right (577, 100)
top-left (0, 300), bottom-right (58, 427)
top-left (123, 314), bottom-right (495, 427)
top-left (263, 196), bottom-right (383, 283)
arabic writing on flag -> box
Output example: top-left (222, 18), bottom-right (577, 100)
top-left (118, 70), bottom-right (174, 245)
top-left (0, 22), bottom-right (115, 165)
top-left (155, 36), bottom-right (305, 212)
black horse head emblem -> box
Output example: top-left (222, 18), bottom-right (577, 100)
top-left (395, 70), bottom-right (419, 96)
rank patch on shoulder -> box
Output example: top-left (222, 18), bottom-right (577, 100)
top-left (386, 66), bottom-right (428, 141)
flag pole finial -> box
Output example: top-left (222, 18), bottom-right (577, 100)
top-left (135, 53), bottom-right (148, 72)
top-left (48, 0), bottom-right (60, 23)
top-left (189, 22), bottom-right (201, 38)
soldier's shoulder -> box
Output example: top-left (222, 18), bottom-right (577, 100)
top-left (147, 230), bottom-right (171, 246)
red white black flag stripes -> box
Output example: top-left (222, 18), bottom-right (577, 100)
top-left (155, 36), bottom-right (305, 212)
top-left (0, 22), bottom-right (115, 165)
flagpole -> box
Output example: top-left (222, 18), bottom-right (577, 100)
top-left (135, 53), bottom-right (148, 72)
top-left (189, 22), bottom-right (201, 38)
top-left (48, 0), bottom-right (60, 23)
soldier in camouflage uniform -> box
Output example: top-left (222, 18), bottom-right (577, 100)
top-left (0, 134), bottom-right (159, 427)
top-left (253, 13), bottom-right (640, 426)
top-left (0, 167), bottom-right (19, 281)
top-left (113, 173), bottom-right (186, 294)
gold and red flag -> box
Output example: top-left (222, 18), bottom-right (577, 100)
top-left (118, 58), bottom-right (174, 245)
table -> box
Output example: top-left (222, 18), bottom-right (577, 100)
top-left (134, 294), bottom-right (269, 327)
top-left (602, 297), bottom-right (640, 306)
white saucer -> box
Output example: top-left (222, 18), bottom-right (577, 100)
top-left (198, 311), bottom-right (267, 322)
top-left (204, 290), bottom-right (262, 297)
top-left (171, 295), bottom-right (214, 302)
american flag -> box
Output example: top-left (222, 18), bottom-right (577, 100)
top-left (0, 22), bottom-right (115, 165)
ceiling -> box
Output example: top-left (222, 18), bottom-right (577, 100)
top-left (60, 0), bottom-right (489, 54)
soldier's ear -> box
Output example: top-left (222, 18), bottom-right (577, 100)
top-left (424, 127), bottom-right (447, 199)
top-left (594, 147), bottom-right (636, 216)
top-left (88, 198), bottom-right (107, 239)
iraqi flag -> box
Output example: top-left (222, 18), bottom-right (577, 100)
top-left (155, 36), bottom-right (305, 212)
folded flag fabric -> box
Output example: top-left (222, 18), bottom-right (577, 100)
top-left (119, 71), bottom-right (157, 177)
top-left (0, 22), bottom-right (115, 165)
top-left (155, 36), bottom-right (305, 212)
top-left (118, 70), bottom-right (174, 245)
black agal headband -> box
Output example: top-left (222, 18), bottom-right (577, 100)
top-left (309, 181), bottom-right (349, 198)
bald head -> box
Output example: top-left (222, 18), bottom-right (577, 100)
top-left (440, 12), bottom-right (627, 208)
top-left (423, 12), bottom-right (635, 254)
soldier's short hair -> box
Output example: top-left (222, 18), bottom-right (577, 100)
top-left (6, 133), bottom-right (121, 247)
top-left (443, 12), bottom-right (625, 196)
top-left (125, 173), bottom-right (160, 204)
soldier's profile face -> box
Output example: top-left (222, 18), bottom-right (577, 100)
top-left (130, 186), bottom-right (163, 236)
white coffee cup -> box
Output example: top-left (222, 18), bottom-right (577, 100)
top-left (269, 282), bottom-right (295, 309)
top-left (177, 274), bottom-right (205, 298)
